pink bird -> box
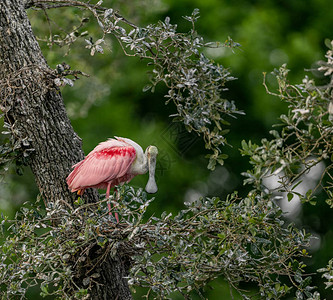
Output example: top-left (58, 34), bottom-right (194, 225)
top-left (66, 137), bottom-right (158, 222)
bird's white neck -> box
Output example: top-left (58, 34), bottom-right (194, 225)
top-left (116, 137), bottom-right (158, 193)
top-left (121, 138), bottom-right (148, 175)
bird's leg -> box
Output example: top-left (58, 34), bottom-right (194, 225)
top-left (114, 187), bottom-right (119, 223)
top-left (106, 183), bottom-right (112, 215)
top-left (106, 183), bottom-right (119, 223)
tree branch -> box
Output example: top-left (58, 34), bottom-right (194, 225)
top-left (25, 0), bottom-right (138, 28)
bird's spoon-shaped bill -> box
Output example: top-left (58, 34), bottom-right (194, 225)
top-left (145, 146), bottom-right (158, 194)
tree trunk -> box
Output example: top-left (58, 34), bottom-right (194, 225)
top-left (0, 1), bottom-right (133, 299)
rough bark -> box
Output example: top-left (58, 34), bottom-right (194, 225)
top-left (0, 1), bottom-right (133, 299)
top-left (0, 0), bottom-right (83, 203)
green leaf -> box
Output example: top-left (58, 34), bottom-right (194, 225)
top-left (142, 85), bottom-right (152, 92)
top-left (40, 284), bottom-right (49, 297)
top-left (241, 140), bottom-right (248, 152)
top-left (292, 180), bottom-right (303, 190)
top-left (294, 271), bottom-right (303, 284)
top-left (287, 193), bottom-right (294, 202)
top-left (207, 157), bottom-right (216, 170)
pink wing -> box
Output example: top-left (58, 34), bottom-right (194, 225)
top-left (67, 139), bottom-right (136, 192)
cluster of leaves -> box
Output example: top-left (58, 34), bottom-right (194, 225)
top-left (317, 258), bottom-right (333, 290)
top-left (240, 41), bottom-right (333, 207)
top-left (239, 42), bottom-right (333, 297)
top-left (116, 10), bottom-right (243, 170)
top-left (0, 122), bottom-right (34, 178)
top-left (0, 186), bottom-right (320, 299)
top-left (0, 187), bottom-right (153, 299)
top-left (28, 1), bottom-right (243, 169)
top-left (130, 193), bottom-right (320, 299)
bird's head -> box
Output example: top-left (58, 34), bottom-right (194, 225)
top-left (145, 145), bottom-right (158, 193)
top-left (146, 145), bottom-right (158, 157)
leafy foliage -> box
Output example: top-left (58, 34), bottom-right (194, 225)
top-left (1, 1), bottom-right (333, 300)
top-left (238, 42), bottom-right (333, 299)
top-left (130, 193), bottom-right (318, 299)
top-left (318, 258), bottom-right (333, 290)
top-left (0, 122), bottom-right (34, 178)
top-left (240, 42), bottom-right (333, 207)
top-left (0, 187), bottom-right (319, 299)
top-left (0, 188), bottom-right (152, 299)
top-left (26, 1), bottom-right (243, 170)
top-left (115, 10), bottom-right (243, 170)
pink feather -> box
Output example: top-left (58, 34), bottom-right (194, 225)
top-left (66, 138), bottom-right (137, 193)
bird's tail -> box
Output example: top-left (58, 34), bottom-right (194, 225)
top-left (66, 160), bottom-right (85, 192)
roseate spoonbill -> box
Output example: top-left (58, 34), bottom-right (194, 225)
top-left (66, 137), bottom-right (158, 222)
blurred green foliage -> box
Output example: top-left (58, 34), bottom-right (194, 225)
top-left (1, 0), bottom-right (333, 299)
